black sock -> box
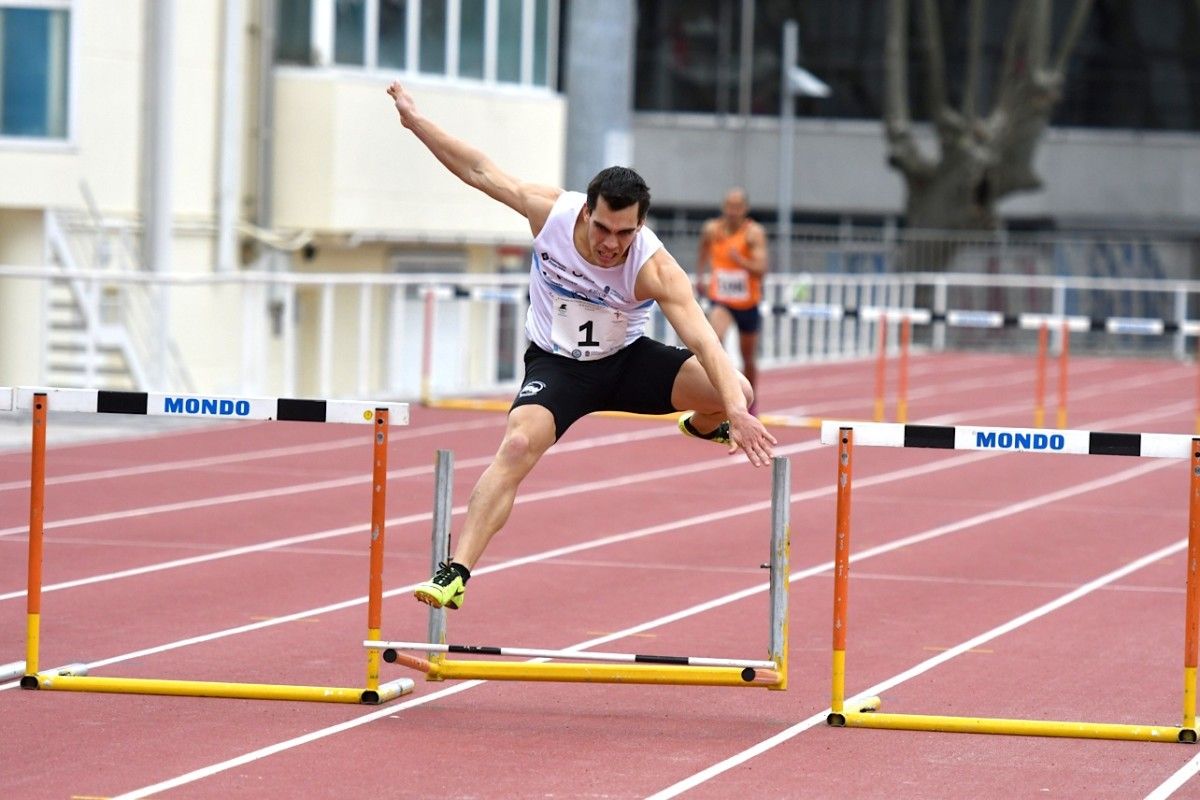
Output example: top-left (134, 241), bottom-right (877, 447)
top-left (449, 561), bottom-right (471, 583)
top-left (684, 417), bottom-right (720, 440)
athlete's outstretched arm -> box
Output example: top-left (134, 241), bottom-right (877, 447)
top-left (387, 81), bottom-right (558, 233)
top-left (638, 249), bottom-right (776, 466)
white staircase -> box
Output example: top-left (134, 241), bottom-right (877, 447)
top-left (42, 204), bottom-right (192, 392)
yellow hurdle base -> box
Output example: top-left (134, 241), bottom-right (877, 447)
top-left (30, 673), bottom-right (414, 704)
top-left (429, 658), bottom-right (782, 688)
top-left (830, 710), bottom-right (1196, 744)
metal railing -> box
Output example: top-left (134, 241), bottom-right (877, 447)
top-left (7, 263), bottom-right (1200, 402)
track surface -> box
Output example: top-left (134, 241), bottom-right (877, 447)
top-left (5, 352), bottom-right (1200, 799)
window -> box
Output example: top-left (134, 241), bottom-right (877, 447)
top-left (418, 0), bottom-right (446, 74)
top-left (496, 0), bottom-right (521, 82)
top-left (378, 0), bottom-right (408, 70)
top-left (458, 0), bottom-right (485, 78)
top-left (633, 0), bottom-right (1200, 131)
top-left (276, 0), bottom-right (559, 89)
top-left (275, 0), bottom-right (313, 64)
top-left (334, 0), bottom-right (366, 65)
top-left (0, 2), bottom-right (71, 139)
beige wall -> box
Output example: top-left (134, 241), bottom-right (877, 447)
top-left (0, 212), bottom-right (47, 384)
top-left (0, 2), bottom-right (563, 399)
top-left (0, 2), bottom-right (143, 212)
top-left (273, 70), bottom-right (567, 242)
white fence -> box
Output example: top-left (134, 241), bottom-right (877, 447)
top-left (4, 264), bottom-right (1200, 401)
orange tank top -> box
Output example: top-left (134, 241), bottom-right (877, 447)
top-left (707, 223), bottom-right (761, 310)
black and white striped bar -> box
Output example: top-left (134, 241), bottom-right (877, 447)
top-left (3, 386), bottom-right (408, 425)
top-left (819, 420), bottom-right (1196, 459)
top-left (774, 303), bottom-right (1200, 336)
top-left (365, 640), bottom-right (778, 670)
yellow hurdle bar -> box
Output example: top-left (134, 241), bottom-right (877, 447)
top-left (428, 659), bottom-right (781, 688)
top-left (34, 673), bottom-right (414, 704)
top-left (837, 711), bottom-right (1195, 743)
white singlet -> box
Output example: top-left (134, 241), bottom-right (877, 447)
top-left (525, 191), bottom-right (663, 361)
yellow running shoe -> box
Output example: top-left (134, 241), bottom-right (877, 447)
top-left (414, 562), bottom-right (466, 610)
top-left (677, 411), bottom-right (731, 445)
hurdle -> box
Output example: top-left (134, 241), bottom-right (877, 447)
top-left (365, 449), bottom-right (791, 689)
top-left (820, 419), bottom-right (1200, 743)
top-left (6, 386), bottom-right (415, 705)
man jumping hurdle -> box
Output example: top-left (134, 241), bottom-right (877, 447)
top-left (386, 81), bottom-right (777, 611)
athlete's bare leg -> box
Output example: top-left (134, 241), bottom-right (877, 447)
top-left (449, 404), bottom-right (556, 569)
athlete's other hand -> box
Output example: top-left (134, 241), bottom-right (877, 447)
top-left (728, 408), bottom-right (776, 467)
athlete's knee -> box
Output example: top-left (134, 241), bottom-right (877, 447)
top-left (497, 425), bottom-right (552, 470)
top-left (497, 430), bottom-right (533, 465)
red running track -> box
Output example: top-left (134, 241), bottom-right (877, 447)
top-left (4, 352), bottom-right (1200, 799)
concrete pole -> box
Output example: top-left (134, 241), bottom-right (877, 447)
top-left (144, 0), bottom-right (176, 389)
top-left (777, 21), bottom-right (798, 275)
top-left (564, 0), bottom-right (636, 191)
top-left (217, 0), bottom-right (245, 273)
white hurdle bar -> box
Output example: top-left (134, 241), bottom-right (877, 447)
top-left (365, 641), bottom-right (777, 670)
top-left (1, 386), bottom-right (407, 425)
top-left (820, 420), bottom-right (1194, 459)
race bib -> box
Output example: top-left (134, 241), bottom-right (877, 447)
top-left (716, 270), bottom-right (750, 301)
top-left (550, 296), bottom-right (628, 360)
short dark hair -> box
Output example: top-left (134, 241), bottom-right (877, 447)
top-left (586, 166), bottom-right (651, 222)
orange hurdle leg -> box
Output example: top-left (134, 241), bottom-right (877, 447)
top-left (1184, 439), bottom-right (1200, 732)
top-left (24, 393), bottom-right (47, 678)
top-left (365, 409), bottom-right (389, 693)
top-left (1057, 322), bottom-right (1070, 429)
top-left (896, 318), bottom-right (911, 423)
top-left (873, 323), bottom-right (888, 422)
top-left (831, 427), bottom-right (853, 714)
top-left (1034, 323), bottom-right (1048, 428)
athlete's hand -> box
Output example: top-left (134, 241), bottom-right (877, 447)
top-left (728, 409), bottom-right (776, 467)
top-left (386, 81), bottom-right (418, 127)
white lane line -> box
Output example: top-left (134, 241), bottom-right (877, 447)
top-left (0, 436), bottom-right (827, 602)
top-left (100, 456), bottom-right (1176, 798)
top-left (0, 417), bottom-right (506, 492)
top-left (1146, 754), bottom-right (1200, 799)
top-left (0, 424), bottom-right (683, 539)
top-left (0, 360), bottom-right (1188, 542)
top-left (646, 532), bottom-right (1187, 800)
top-left (1, 392), bottom-right (1190, 605)
top-left (0, 445), bottom-right (1004, 686)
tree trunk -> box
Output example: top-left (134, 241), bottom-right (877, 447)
top-left (884, 0), bottom-right (1095, 268)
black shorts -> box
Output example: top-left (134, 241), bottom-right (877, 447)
top-left (712, 301), bottom-right (762, 334)
top-left (511, 337), bottom-right (694, 440)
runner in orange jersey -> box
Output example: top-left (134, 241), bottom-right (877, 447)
top-left (696, 188), bottom-right (768, 414)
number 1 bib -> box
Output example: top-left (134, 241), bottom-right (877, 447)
top-left (551, 296), bottom-right (628, 360)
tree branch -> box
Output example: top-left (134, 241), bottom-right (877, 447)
top-left (918, 0), bottom-right (948, 118)
top-left (963, 0), bottom-right (984, 120)
top-left (1052, 0), bottom-right (1096, 75)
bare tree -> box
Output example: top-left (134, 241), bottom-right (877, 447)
top-left (885, 0), bottom-right (1094, 255)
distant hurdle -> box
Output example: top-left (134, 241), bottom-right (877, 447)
top-left (364, 449), bottom-right (791, 689)
top-left (3, 386), bottom-right (415, 705)
top-left (819, 419), bottom-right (1200, 743)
